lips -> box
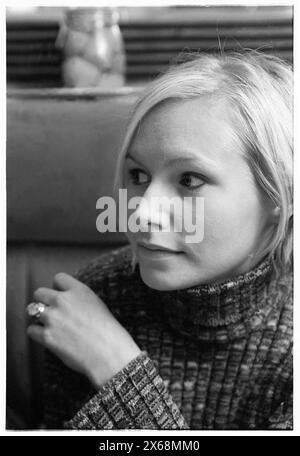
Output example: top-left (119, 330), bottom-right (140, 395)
top-left (137, 241), bottom-right (181, 254)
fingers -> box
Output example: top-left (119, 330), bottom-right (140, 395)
top-left (33, 287), bottom-right (58, 305)
top-left (53, 272), bottom-right (81, 291)
top-left (33, 273), bottom-right (81, 307)
top-left (27, 324), bottom-right (49, 346)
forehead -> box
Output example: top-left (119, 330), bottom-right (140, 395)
top-left (128, 97), bottom-right (243, 167)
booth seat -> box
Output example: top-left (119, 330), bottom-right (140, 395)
top-left (6, 88), bottom-right (141, 429)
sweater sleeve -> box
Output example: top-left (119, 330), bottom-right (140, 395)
top-left (63, 351), bottom-right (189, 430)
top-left (43, 247), bottom-right (189, 430)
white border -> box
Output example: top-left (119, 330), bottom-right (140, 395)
top-left (1, 0), bottom-right (298, 437)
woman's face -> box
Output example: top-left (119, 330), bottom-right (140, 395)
top-left (123, 97), bottom-right (275, 290)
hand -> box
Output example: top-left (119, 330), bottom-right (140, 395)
top-left (27, 273), bottom-right (141, 389)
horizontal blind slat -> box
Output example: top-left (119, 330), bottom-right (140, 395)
top-left (125, 38), bottom-right (293, 52)
top-left (122, 25), bottom-right (292, 40)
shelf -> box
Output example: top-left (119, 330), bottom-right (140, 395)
top-left (7, 85), bottom-right (145, 100)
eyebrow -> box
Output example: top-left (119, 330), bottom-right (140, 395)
top-left (126, 153), bottom-right (145, 168)
top-left (126, 150), bottom-right (221, 173)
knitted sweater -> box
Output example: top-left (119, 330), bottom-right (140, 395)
top-left (44, 245), bottom-right (293, 430)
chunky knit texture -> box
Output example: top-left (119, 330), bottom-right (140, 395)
top-left (44, 245), bottom-right (293, 430)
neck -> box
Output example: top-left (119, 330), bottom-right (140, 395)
top-left (142, 259), bottom-right (287, 343)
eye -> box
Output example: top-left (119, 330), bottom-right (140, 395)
top-left (179, 172), bottom-right (205, 190)
top-left (128, 168), bottom-right (150, 185)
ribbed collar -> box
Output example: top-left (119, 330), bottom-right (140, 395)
top-left (146, 259), bottom-right (280, 343)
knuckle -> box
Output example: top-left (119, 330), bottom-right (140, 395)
top-left (56, 292), bottom-right (66, 306)
top-left (47, 307), bottom-right (57, 323)
top-left (53, 292), bottom-right (69, 311)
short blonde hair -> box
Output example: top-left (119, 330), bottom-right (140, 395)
top-left (114, 51), bottom-right (293, 273)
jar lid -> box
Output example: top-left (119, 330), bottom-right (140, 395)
top-left (65, 7), bottom-right (120, 32)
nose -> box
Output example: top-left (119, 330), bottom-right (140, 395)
top-left (133, 181), bottom-right (173, 232)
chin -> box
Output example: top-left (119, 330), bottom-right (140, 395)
top-left (139, 266), bottom-right (181, 291)
top-left (138, 261), bottom-right (227, 290)
top-left (138, 264), bottom-right (204, 291)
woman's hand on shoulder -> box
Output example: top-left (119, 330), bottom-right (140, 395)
top-left (27, 272), bottom-right (141, 389)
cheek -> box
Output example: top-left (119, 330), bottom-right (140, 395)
top-left (194, 188), bottom-right (265, 248)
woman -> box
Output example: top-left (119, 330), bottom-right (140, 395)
top-left (27, 52), bottom-right (293, 430)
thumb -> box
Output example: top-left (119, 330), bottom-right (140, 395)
top-left (53, 272), bottom-right (82, 291)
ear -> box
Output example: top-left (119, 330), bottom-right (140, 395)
top-left (269, 204), bottom-right (293, 224)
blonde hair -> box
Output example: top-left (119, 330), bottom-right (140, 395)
top-left (114, 51), bottom-right (293, 273)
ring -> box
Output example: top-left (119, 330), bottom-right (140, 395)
top-left (27, 302), bottom-right (46, 321)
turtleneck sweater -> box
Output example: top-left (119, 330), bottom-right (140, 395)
top-left (43, 245), bottom-right (293, 430)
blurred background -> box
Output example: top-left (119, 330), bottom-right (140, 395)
top-left (6, 5), bottom-right (293, 430)
top-left (7, 5), bottom-right (293, 89)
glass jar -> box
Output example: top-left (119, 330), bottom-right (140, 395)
top-left (56, 7), bottom-right (126, 88)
